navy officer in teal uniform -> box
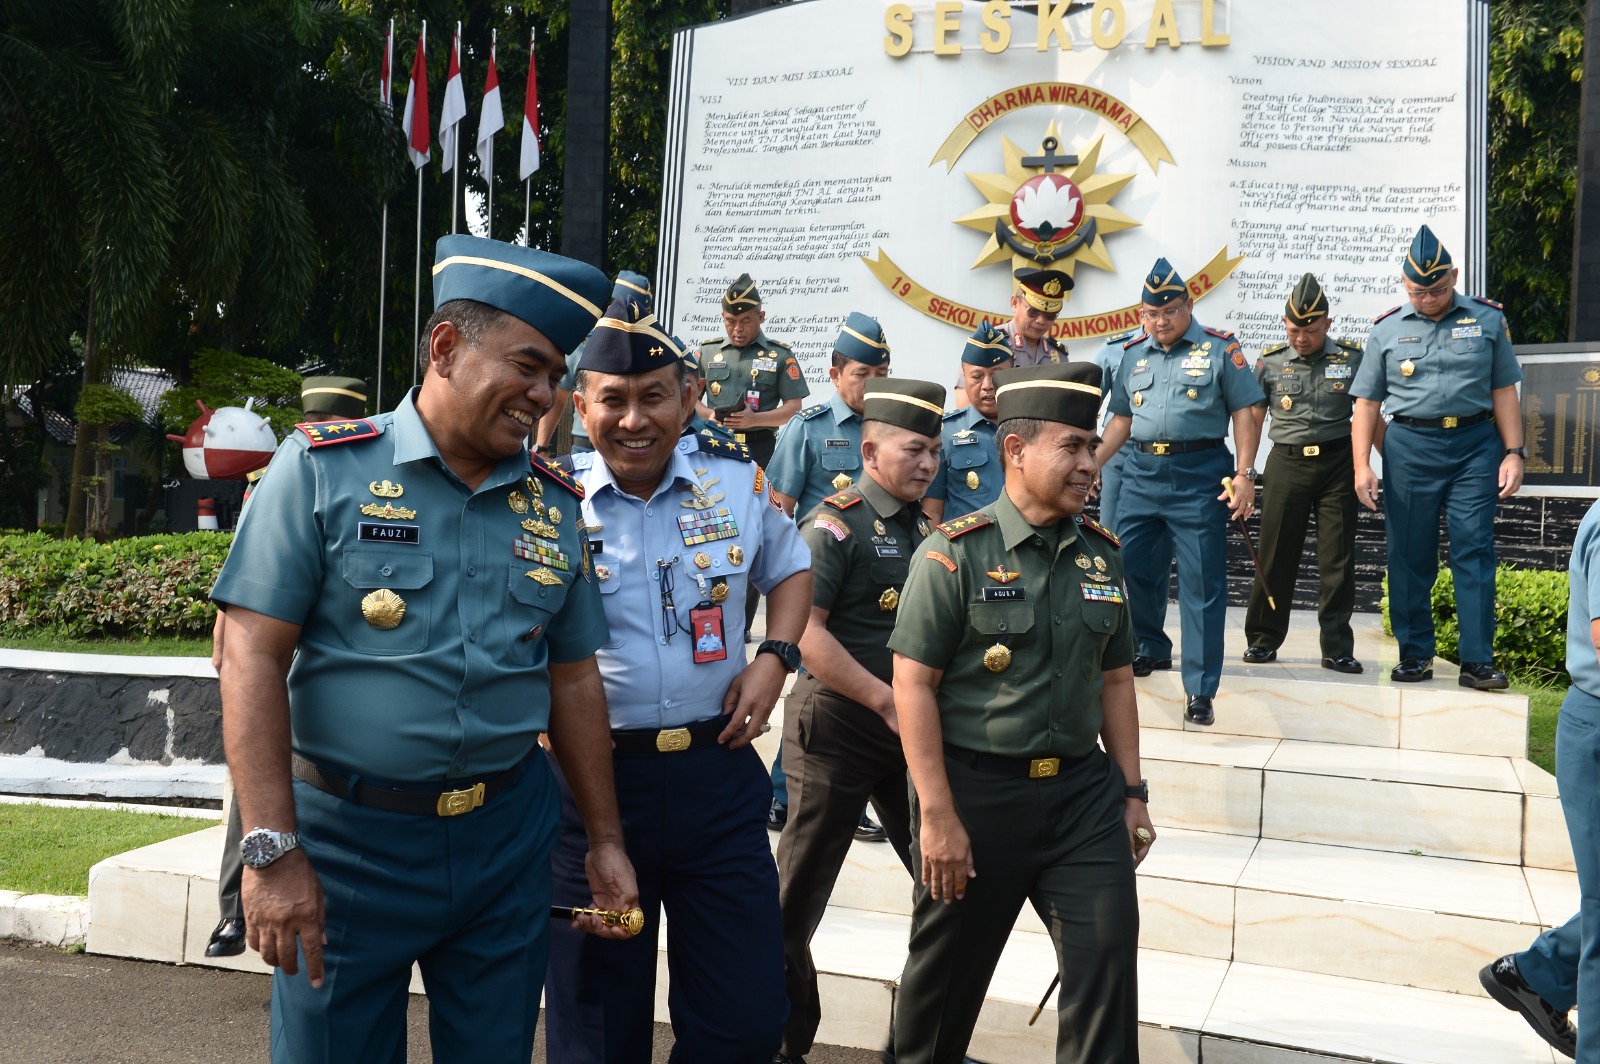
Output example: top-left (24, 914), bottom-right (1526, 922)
top-left (925, 320), bottom-right (1013, 524)
top-left (1091, 329), bottom-right (1138, 532)
top-left (211, 235), bottom-right (638, 1064)
top-left (546, 300), bottom-right (813, 1063)
top-left (1096, 258), bottom-right (1264, 726)
top-left (1352, 224), bottom-right (1525, 689)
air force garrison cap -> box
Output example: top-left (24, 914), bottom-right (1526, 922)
top-left (835, 312), bottom-right (890, 366)
top-left (1014, 268), bottom-right (1073, 314)
top-left (1284, 273), bottom-right (1330, 327)
top-left (613, 270), bottom-right (652, 311)
top-left (1403, 225), bottom-right (1453, 285)
top-left (722, 273), bottom-right (762, 313)
top-left (861, 379), bottom-right (946, 438)
top-left (963, 321), bottom-right (1014, 367)
top-left (577, 298), bottom-right (685, 376)
top-left (994, 362), bottom-right (1102, 432)
top-left (1142, 258), bottom-right (1189, 307)
top-left (432, 235), bottom-right (612, 355)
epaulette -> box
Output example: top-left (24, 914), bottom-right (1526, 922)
top-left (560, 452), bottom-right (596, 472)
top-left (1261, 342), bottom-right (1290, 357)
top-left (1204, 326), bottom-right (1237, 341)
top-left (1335, 338), bottom-right (1364, 353)
top-left (1472, 296), bottom-right (1504, 311)
top-left (1372, 305), bottom-right (1402, 325)
top-left (695, 428), bottom-right (752, 461)
top-left (532, 452), bottom-right (585, 498)
top-left (798, 403), bottom-right (828, 420)
top-left (700, 336), bottom-right (724, 347)
top-left (297, 419), bottom-right (380, 447)
top-left (1104, 329), bottom-right (1137, 345)
top-left (824, 491), bottom-right (863, 510)
top-left (1122, 331), bottom-right (1148, 350)
top-left (1081, 517), bottom-right (1121, 548)
top-left (767, 338), bottom-right (793, 350)
top-left (941, 407), bottom-right (966, 421)
top-left (937, 512), bottom-right (992, 539)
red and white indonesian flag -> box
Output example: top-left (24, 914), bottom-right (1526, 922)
top-left (401, 28), bottom-right (429, 169)
top-left (379, 19), bottom-right (393, 110)
top-left (476, 36), bottom-right (503, 181)
top-left (520, 30), bottom-right (542, 180)
top-left (439, 24), bottom-right (467, 173)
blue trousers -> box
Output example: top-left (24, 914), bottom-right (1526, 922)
top-left (1381, 420), bottom-right (1501, 662)
top-left (544, 740), bottom-right (788, 1063)
top-left (271, 754), bottom-right (558, 1064)
top-left (1097, 449), bottom-right (1127, 534)
top-left (1117, 447), bottom-right (1232, 697)
top-left (1515, 912), bottom-right (1580, 1013)
top-left (1557, 686), bottom-right (1600, 1060)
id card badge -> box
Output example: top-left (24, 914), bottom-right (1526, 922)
top-left (746, 389), bottom-right (762, 413)
top-left (690, 603), bottom-right (729, 663)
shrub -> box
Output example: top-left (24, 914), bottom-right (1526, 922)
top-left (1382, 565), bottom-right (1569, 683)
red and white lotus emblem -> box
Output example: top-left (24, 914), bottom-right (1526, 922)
top-left (1010, 173), bottom-right (1084, 245)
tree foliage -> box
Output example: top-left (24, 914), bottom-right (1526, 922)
top-left (158, 349), bottom-right (305, 438)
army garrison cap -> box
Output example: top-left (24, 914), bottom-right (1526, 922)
top-left (432, 235), bottom-right (611, 356)
top-left (722, 273), bottom-right (762, 313)
top-left (962, 320), bottom-right (1014, 367)
top-left (861, 378), bottom-right (945, 438)
top-left (1013, 268), bottom-right (1073, 314)
top-left (300, 376), bottom-right (368, 419)
top-left (1284, 273), bottom-right (1330, 327)
top-left (835, 312), bottom-right (891, 366)
top-left (1403, 225), bottom-right (1453, 285)
top-left (577, 298), bottom-right (684, 375)
top-left (994, 362), bottom-right (1101, 431)
top-left (1142, 258), bottom-right (1189, 307)
top-left (614, 270), bottom-right (653, 314)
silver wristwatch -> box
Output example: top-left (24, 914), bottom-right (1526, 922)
top-left (241, 827), bottom-right (302, 869)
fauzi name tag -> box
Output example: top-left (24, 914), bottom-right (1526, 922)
top-left (359, 522), bottom-right (419, 544)
top-left (981, 586), bottom-right (1025, 601)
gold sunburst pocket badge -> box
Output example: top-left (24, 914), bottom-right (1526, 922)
top-left (360, 589), bottom-right (406, 629)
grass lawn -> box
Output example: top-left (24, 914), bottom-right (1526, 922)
top-left (1522, 680), bottom-right (1563, 776)
top-left (0, 631), bottom-right (213, 657)
top-left (0, 804), bottom-right (214, 897)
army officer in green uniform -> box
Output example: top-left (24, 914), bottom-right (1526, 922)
top-left (889, 362), bottom-right (1154, 1064)
top-left (697, 273), bottom-right (810, 468)
top-left (1242, 274), bottom-right (1372, 674)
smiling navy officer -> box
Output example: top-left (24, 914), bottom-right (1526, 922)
top-left (210, 235), bottom-right (638, 1064)
top-left (545, 301), bottom-right (813, 1063)
top-left (925, 322), bottom-right (1013, 525)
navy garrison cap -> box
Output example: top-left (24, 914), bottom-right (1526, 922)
top-left (1284, 273), bottom-right (1329, 326)
top-left (962, 321), bottom-right (1014, 367)
top-left (835, 312), bottom-right (890, 366)
top-left (613, 271), bottom-right (653, 314)
top-left (1142, 258), bottom-right (1188, 307)
top-left (577, 298), bottom-right (684, 375)
top-left (995, 362), bottom-right (1102, 431)
top-left (861, 379), bottom-right (945, 438)
top-left (1403, 225), bottom-right (1453, 285)
top-left (432, 235), bottom-right (611, 355)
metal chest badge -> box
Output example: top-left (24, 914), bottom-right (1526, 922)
top-left (1280, 395), bottom-right (1293, 410)
top-left (508, 490), bottom-right (529, 514)
top-left (1400, 358), bottom-right (1416, 377)
top-left (832, 472), bottom-right (853, 491)
top-left (966, 470), bottom-right (980, 491)
top-left (879, 588), bottom-right (899, 611)
top-left (361, 589), bottom-right (406, 629)
top-left (983, 643), bottom-right (1012, 672)
top-left (986, 565), bottom-right (1020, 584)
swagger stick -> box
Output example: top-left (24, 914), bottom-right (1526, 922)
top-left (1221, 476), bottom-right (1276, 611)
top-left (550, 904), bottom-right (645, 936)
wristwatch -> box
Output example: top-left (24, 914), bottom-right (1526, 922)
top-left (241, 827), bottom-right (302, 869)
top-left (1125, 779), bottom-right (1149, 802)
top-left (1504, 446), bottom-right (1527, 458)
top-left (1235, 468), bottom-right (1259, 483)
top-left (756, 639), bottom-right (802, 673)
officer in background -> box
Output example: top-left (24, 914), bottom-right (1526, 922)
top-left (1243, 274), bottom-right (1369, 673)
top-left (545, 303), bottom-right (813, 1063)
top-left (675, 335), bottom-right (738, 440)
top-left (1000, 268), bottom-right (1072, 366)
top-left (924, 321), bottom-right (1011, 524)
top-left (775, 378), bottom-right (945, 1064)
top-left (1097, 258), bottom-right (1263, 727)
top-left (1091, 329), bottom-right (1137, 532)
top-left (534, 270), bottom-right (652, 458)
top-left (697, 273), bottom-right (810, 466)
top-left (889, 362), bottom-right (1153, 1064)
top-left (1352, 225), bottom-right (1525, 689)
top-left (211, 235), bottom-right (637, 1063)
top-left (206, 376), bottom-right (371, 960)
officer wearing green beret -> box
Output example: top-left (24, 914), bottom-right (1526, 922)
top-left (889, 361), bottom-right (1153, 1064)
top-left (1242, 274), bottom-right (1371, 674)
top-left (775, 377), bottom-right (946, 1063)
top-left (697, 273), bottom-right (810, 467)
top-left (925, 321), bottom-right (1013, 525)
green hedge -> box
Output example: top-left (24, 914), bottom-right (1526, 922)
top-left (0, 532), bottom-right (232, 639)
top-left (1381, 565), bottom-right (1569, 684)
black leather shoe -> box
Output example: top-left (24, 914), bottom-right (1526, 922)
top-left (1321, 656), bottom-right (1363, 674)
top-left (205, 917), bottom-right (247, 958)
top-left (1241, 646), bottom-right (1276, 664)
top-left (1479, 955), bottom-right (1576, 1058)
top-left (774, 1054), bottom-right (807, 1064)
top-left (1184, 695), bottom-right (1214, 727)
top-left (1459, 661), bottom-right (1510, 690)
top-left (855, 810), bottom-right (887, 843)
top-left (1390, 657), bottom-right (1433, 682)
top-left (1131, 655), bottom-right (1173, 677)
top-left (766, 797), bottom-right (787, 832)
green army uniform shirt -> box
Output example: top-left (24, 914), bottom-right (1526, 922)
top-left (699, 332), bottom-right (810, 416)
top-left (1254, 338), bottom-right (1364, 446)
top-left (887, 492), bottom-right (1135, 759)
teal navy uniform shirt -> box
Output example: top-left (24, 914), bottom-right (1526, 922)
top-left (926, 406), bottom-right (1001, 518)
top-left (571, 429), bottom-right (811, 730)
top-left (1107, 320), bottom-right (1265, 440)
top-left (767, 395), bottom-right (862, 519)
top-left (1093, 332), bottom-right (1137, 418)
top-left (211, 390), bottom-right (608, 781)
top-left (1254, 338), bottom-right (1364, 445)
top-left (1351, 295), bottom-right (1521, 417)
top-left (1567, 500), bottom-right (1600, 699)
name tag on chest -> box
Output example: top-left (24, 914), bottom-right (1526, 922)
top-left (874, 544), bottom-right (903, 558)
top-left (359, 522), bottom-right (419, 544)
top-left (825, 438), bottom-right (851, 448)
top-left (981, 586), bottom-right (1025, 601)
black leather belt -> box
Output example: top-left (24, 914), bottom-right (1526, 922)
top-left (944, 743), bottom-right (1093, 780)
top-left (290, 752), bottom-right (525, 817)
top-left (1391, 412), bottom-right (1493, 430)
top-left (1278, 437), bottom-right (1351, 458)
top-left (1131, 438), bottom-right (1225, 455)
top-left (611, 714), bottom-right (730, 754)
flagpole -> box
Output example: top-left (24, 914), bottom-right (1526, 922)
top-left (486, 29), bottom-right (496, 230)
top-left (414, 20), bottom-right (427, 388)
top-left (451, 21), bottom-right (461, 234)
top-left (378, 201), bottom-right (388, 411)
top-left (524, 27), bottom-right (535, 247)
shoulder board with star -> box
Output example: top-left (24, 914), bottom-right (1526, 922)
top-left (823, 491), bottom-right (863, 510)
top-left (937, 512), bottom-right (992, 539)
top-left (767, 338), bottom-right (793, 350)
top-left (1261, 342), bottom-right (1289, 357)
top-left (1044, 335), bottom-right (1069, 353)
top-left (1122, 331), bottom-right (1149, 350)
top-left (296, 419), bottom-right (380, 447)
top-left (1081, 517), bottom-right (1121, 548)
top-left (1372, 305), bottom-right (1402, 325)
top-left (532, 452), bottom-right (586, 498)
top-left (798, 403), bottom-right (828, 421)
top-left (1104, 329), bottom-right (1137, 345)
top-left (941, 407), bottom-right (966, 422)
top-left (1204, 326), bottom-right (1237, 341)
top-left (700, 336), bottom-right (725, 351)
top-left (1472, 296), bottom-right (1504, 312)
top-left (1335, 338), bottom-right (1363, 353)
top-left (694, 428), bottom-right (752, 461)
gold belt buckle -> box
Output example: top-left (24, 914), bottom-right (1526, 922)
top-left (436, 782), bottom-right (486, 817)
top-left (1028, 757), bottom-right (1061, 779)
top-left (656, 727), bottom-right (692, 753)
top-left (1441, 416), bottom-right (1459, 429)
top-left (1150, 442), bottom-right (1171, 456)
top-left (1302, 445), bottom-right (1320, 457)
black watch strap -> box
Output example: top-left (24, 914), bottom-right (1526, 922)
top-left (1125, 779), bottom-right (1149, 802)
top-left (756, 639), bottom-right (801, 672)
top-left (1504, 446), bottom-right (1527, 458)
